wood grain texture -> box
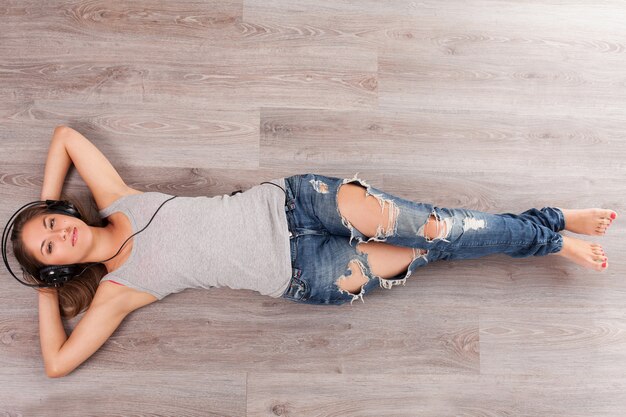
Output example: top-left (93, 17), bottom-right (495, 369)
top-left (1, 0), bottom-right (625, 415)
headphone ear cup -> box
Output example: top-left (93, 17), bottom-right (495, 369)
top-left (39, 264), bottom-right (80, 286)
top-left (45, 200), bottom-right (81, 219)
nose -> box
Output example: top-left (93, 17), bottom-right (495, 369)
top-left (53, 227), bottom-right (70, 242)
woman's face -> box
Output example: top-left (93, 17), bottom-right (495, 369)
top-left (21, 213), bottom-right (91, 266)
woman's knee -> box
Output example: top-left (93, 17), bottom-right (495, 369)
top-left (423, 214), bottom-right (449, 241)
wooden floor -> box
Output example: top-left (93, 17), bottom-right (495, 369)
top-left (1, 1), bottom-right (625, 415)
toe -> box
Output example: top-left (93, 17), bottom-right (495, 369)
top-left (605, 210), bottom-right (617, 222)
top-left (601, 210), bottom-right (616, 221)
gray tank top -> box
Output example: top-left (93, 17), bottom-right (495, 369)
top-left (97, 178), bottom-right (292, 300)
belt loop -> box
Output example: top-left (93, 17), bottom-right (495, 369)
top-left (284, 176), bottom-right (295, 212)
top-left (284, 197), bottom-right (296, 212)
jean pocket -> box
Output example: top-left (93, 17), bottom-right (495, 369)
top-left (281, 277), bottom-right (308, 302)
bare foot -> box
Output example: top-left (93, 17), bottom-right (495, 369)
top-left (559, 208), bottom-right (617, 236)
top-left (554, 235), bottom-right (608, 272)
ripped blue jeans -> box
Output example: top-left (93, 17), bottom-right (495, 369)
top-left (281, 173), bottom-right (565, 306)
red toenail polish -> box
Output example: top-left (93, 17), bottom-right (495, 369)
top-left (602, 262), bottom-right (606, 267)
top-left (611, 213), bottom-right (616, 219)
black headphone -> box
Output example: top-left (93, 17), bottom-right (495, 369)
top-left (2, 196), bottom-right (177, 289)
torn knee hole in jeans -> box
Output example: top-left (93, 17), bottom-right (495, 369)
top-left (376, 247), bottom-right (428, 290)
top-left (336, 247), bottom-right (430, 304)
top-left (418, 211), bottom-right (453, 242)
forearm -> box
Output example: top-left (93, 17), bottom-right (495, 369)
top-left (40, 127), bottom-right (71, 201)
top-left (38, 289), bottom-right (67, 375)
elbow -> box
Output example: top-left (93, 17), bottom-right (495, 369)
top-left (46, 370), bottom-right (67, 379)
top-left (54, 125), bottom-right (71, 136)
top-left (54, 125), bottom-right (80, 141)
top-left (45, 364), bottom-right (67, 379)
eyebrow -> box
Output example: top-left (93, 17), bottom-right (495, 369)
top-left (40, 216), bottom-right (47, 257)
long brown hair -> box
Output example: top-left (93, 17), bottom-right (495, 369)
top-left (9, 194), bottom-right (109, 319)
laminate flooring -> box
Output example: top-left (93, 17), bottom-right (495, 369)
top-left (1, 1), bottom-right (625, 416)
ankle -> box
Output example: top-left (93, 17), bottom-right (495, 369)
top-left (555, 236), bottom-right (569, 256)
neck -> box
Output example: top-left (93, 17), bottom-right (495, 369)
top-left (86, 223), bottom-right (131, 269)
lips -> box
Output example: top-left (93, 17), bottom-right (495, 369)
top-left (72, 227), bottom-right (77, 246)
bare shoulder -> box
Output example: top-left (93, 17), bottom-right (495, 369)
top-left (93, 281), bottom-right (158, 313)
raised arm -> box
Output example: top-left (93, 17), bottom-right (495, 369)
top-left (40, 126), bottom-right (72, 201)
top-left (39, 289), bottom-right (117, 377)
top-left (46, 284), bottom-right (159, 378)
top-left (41, 125), bottom-right (133, 209)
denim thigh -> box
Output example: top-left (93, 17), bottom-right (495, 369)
top-left (280, 173), bottom-right (384, 305)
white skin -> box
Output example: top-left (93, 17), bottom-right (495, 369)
top-left (21, 213), bottom-right (123, 268)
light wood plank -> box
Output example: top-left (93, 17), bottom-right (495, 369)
top-left (1, 0), bottom-right (625, 415)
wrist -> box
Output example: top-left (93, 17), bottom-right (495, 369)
top-left (39, 288), bottom-right (59, 298)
